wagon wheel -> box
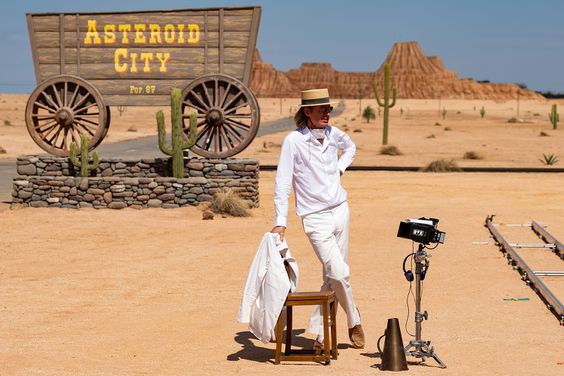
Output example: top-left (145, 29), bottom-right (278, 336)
top-left (181, 74), bottom-right (260, 158)
top-left (25, 75), bottom-right (108, 156)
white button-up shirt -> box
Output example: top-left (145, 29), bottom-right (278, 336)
top-left (274, 125), bottom-right (356, 227)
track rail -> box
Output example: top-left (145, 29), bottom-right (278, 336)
top-left (485, 215), bottom-right (564, 324)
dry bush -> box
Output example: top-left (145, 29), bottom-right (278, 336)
top-left (379, 145), bottom-right (402, 156)
top-left (426, 134), bottom-right (436, 139)
top-left (443, 126), bottom-right (452, 131)
top-left (353, 129), bottom-right (363, 133)
top-left (539, 131), bottom-right (550, 137)
top-left (127, 126), bottom-right (138, 132)
top-left (420, 159), bottom-right (462, 172)
top-left (210, 188), bottom-right (251, 217)
top-left (463, 151), bottom-right (483, 160)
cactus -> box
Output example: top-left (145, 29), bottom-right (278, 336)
top-left (69, 135), bottom-right (99, 177)
top-left (372, 63), bottom-right (397, 145)
top-left (117, 105), bottom-right (127, 116)
top-left (157, 88), bottom-right (197, 178)
top-left (480, 106), bottom-right (486, 118)
top-left (549, 104), bottom-right (559, 129)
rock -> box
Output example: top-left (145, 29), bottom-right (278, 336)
top-left (16, 164), bottom-right (37, 175)
top-left (103, 192), bottom-right (112, 203)
top-left (215, 163), bottom-right (227, 171)
top-left (30, 201), bottom-right (48, 208)
top-left (186, 162), bottom-right (204, 170)
top-left (18, 190), bottom-right (33, 199)
top-left (83, 194), bottom-right (95, 202)
top-left (87, 188), bottom-right (105, 195)
top-left (157, 193), bottom-right (175, 201)
top-left (108, 202), bottom-right (127, 209)
top-left (197, 194), bottom-right (213, 201)
top-left (147, 199), bottom-right (162, 208)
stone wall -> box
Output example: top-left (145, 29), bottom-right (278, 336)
top-left (12, 156), bottom-right (259, 209)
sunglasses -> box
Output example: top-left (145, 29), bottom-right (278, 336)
top-left (317, 106), bottom-right (333, 115)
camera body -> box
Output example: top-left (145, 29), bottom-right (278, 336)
top-left (397, 217), bottom-right (445, 245)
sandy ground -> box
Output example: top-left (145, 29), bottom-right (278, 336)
top-left (2, 94), bottom-right (563, 168)
top-left (0, 94), bottom-right (563, 375)
top-left (1, 171), bottom-right (563, 375)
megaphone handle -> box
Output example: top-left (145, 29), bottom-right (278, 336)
top-left (377, 330), bottom-right (387, 354)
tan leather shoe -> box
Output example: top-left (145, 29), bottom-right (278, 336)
top-left (348, 324), bottom-right (365, 349)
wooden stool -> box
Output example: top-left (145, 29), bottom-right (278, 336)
top-left (274, 290), bottom-right (338, 365)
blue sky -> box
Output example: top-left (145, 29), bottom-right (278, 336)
top-left (2, 0), bottom-right (563, 93)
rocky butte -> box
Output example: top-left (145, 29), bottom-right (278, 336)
top-left (250, 41), bottom-right (544, 100)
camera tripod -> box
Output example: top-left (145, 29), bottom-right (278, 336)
top-left (404, 243), bottom-right (447, 368)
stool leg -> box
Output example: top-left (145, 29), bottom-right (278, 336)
top-left (274, 307), bottom-right (285, 364)
top-left (284, 305), bottom-right (293, 355)
top-left (322, 302), bottom-right (330, 361)
top-left (330, 300), bottom-right (338, 359)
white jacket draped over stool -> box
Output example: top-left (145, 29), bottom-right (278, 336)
top-left (237, 233), bottom-right (299, 343)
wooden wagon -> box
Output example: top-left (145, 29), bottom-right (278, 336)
top-left (25, 6), bottom-right (261, 158)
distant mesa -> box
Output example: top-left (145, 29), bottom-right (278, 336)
top-left (250, 41), bottom-right (544, 100)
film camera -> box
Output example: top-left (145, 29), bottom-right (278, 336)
top-left (397, 217), bottom-right (445, 245)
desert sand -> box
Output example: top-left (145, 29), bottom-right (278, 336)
top-left (0, 94), bottom-right (563, 375)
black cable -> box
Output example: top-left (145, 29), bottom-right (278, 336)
top-left (404, 242), bottom-right (416, 337)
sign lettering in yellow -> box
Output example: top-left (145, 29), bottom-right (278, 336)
top-left (84, 20), bottom-right (200, 74)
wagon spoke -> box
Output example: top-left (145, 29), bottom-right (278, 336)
top-left (224, 118), bottom-right (251, 130)
top-left (68, 84), bottom-right (79, 108)
top-left (214, 78), bottom-right (219, 107)
top-left (73, 120), bottom-right (96, 136)
top-left (227, 114), bottom-right (252, 119)
top-left (33, 101), bottom-right (57, 114)
top-left (71, 92), bottom-right (92, 111)
top-left (74, 101), bottom-right (99, 114)
top-left (46, 125), bottom-right (64, 145)
top-left (31, 114), bottom-right (56, 120)
top-left (41, 91), bottom-right (60, 110)
top-left (52, 84), bottom-right (63, 108)
top-left (223, 122), bottom-right (244, 142)
top-left (74, 115), bottom-right (100, 125)
top-left (61, 127), bottom-right (69, 150)
top-left (224, 101), bottom-right (249, 116)
top-left (220, 83), bottom-right (232, 108)
top-left (196, 124), bottom-right (212, 142)
top-left (64, 81), bottom-right (68, 107)
top-left (201, 82), bottom-right (214, 108)
top-left (36, 120), bottom-right (58, 134)
top-left (188, 90), bottom-right (210, 111)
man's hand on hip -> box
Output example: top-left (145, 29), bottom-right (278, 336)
top-left (270, 226), bottom-right (286, 241)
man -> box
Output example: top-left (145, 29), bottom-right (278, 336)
top-left (271, 88), bottom-right (365, 349)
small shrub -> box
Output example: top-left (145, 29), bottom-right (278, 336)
top-left (362, 106), bottom-right (376, 123)
top-left (434, 122), bottom-right (441, 126)
top-left (533, 113), bottom-right (540, 116)
top-left (379, 145), bottom-right (403, 156)
top-left (210, 188), bottom-right (251, 217)
top-left (463, 151), bottom-right (483, 160)
top-left (539, 131), bottom-right (550, 137)
top-left (4, 119), bottom-right (12, 126)
top-left (202, 210), bottom-right (214, 220)
top-left (444, 126), bottom-right (452, 131)
top-left (353, 129), bottom-right (363, 133)
top-left (539, 154), bottom-right (559, 165)
top-left (426, 134), bottom-right (436, 139)
top-left (0, 146), bottom-right (6, 154)
top-left (420, 159), bottom-right (462, 172)
top-left (507, 117), bottom-right (520, 123)
top-left (127, 126), bottom-right (137, 132)
top-left (351, 117), bottom-right (356, 122)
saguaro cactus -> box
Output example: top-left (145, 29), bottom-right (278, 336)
top-left (549, 104), bottom-right (559, 129)
top-left (157, 88), bottom-right (197, 178)
top-left (372, 63), bottom-right (397, 145)
top-left (70, 135), bottom-right (99, 177)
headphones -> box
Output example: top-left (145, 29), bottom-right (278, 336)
top-left (402, 253), bottom-right (429, 282)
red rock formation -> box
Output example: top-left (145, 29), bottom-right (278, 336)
top-left (250, 43), bottom-right (544, 100)
top-left (373, 41), bottom-right (543, 100)
top-left (249, 50), bottom-right (299, 98)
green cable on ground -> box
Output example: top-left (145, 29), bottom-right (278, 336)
top-left (503, 297), bottom-right (530, 301)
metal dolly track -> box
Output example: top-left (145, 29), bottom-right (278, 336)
top-left (485, 215), bottom-right (564, 324)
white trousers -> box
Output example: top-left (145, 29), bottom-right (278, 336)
top-left (302, 201), bottom-right (361, 336)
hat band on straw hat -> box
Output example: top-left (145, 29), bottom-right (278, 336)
top-left (301, 97), bottom-right (332, 107)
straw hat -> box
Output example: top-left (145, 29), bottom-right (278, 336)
top-left (299, 88), bottom-right (337, 107)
